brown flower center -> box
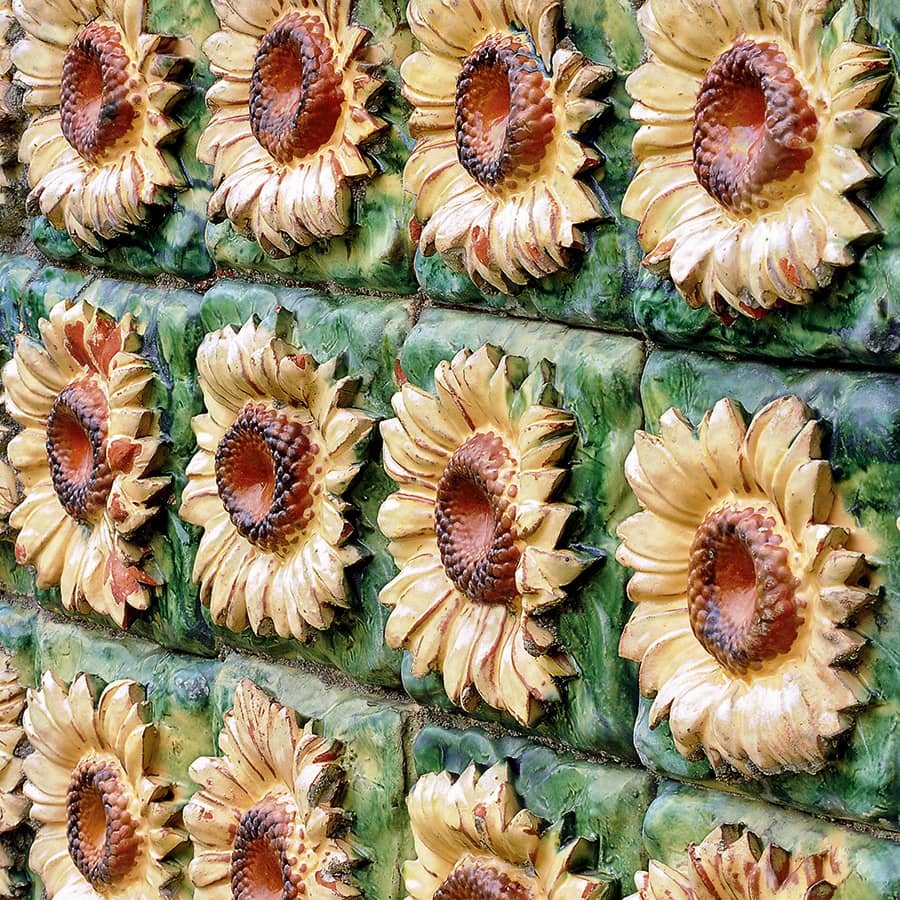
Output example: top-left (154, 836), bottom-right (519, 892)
top-left (688, 506), bottom-right (802, 675)
top-left (215, 402), bottom-right (320, 553)
top-left (435, 432), bottom-right (520, 605)
top-left (692, 40), bottom-right (818, 214)
top-left (249, 11), bottom-right (345, 165)
top-left (66, 755), bottom-right (142, 889)
top-left (434, 863), bottom-right (533, 900)
top-left (231, 794), bottom-right (303, 900)
top-left (60, 22), bottom-right (137, 163)
top-left (46, 378), bottom-right (114, 523)
top-left (455, 33), bottom-right (556, 191)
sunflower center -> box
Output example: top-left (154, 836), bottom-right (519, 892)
top-left (692, 39), bottom-right (818, 214)
top-left (434, 862), bottom-right (533, 900)
top-left (231, 794), bottom-right (303, 900)
top-left (215, 402), bottom-right (320, 553)
top-left (60, 22), bottom-right (137, 164)
top-left (455, 33), bottom-right (556, 191)
top-left (249, 11), bottom-right (346, 165)
top-left (688, 505), bottom-right (802, 675)
top-left (435, 432), bottom-right (520, 605)
top-left (66, 755), bottom-right (142, 888)
top-left (46, 378), bottom-right (114, 523)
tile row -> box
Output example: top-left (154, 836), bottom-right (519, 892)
top-left (0, 258), bottom-right (897, 829)
top-left (0, 0), bottom-right (897, 368)
top-left (0, 608), bottom-right (897, 899)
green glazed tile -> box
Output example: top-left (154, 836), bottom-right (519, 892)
top-left (195, 279), bottom-right (412, 686)
top-left (413, 725), bottom-right (654, 891)
top-left (631, 350), bottom-right (900, 829)
top-left (0, 598), bottom-right (36, 691)
top-left (212, 652), bottom-right (415, 900)
top-left (639, 782), bottom-right (900, 900)
top-left (395, 309), bottom-right (645, 759)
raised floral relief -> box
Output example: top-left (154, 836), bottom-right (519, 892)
top-left (180, 319), bottom-right (373, 642)
top-left (627, 824), bottom-right (845, 900)
top-left (12, 0), bottom-right (189, 248)
top-left (405, 763), bottom-right (611, 900)
top-left (0, 417), bottom-right (20, 536)
top-left (378, 345), bottom-right (587, 725)
top-left (2, 299), bottom-right (169, 627)
top-left (622, 0), bottom-right (894, 320)
top-left (185, 679), bottom-right (359, 899)
top-left (401, 0), bottom-right (611, 293)
top-left (198, 0), bottom-right (385, 255)
top-left (0, 657), bottom-right (27, 898)
top-left (616, 396), bottom-right (875, 776)
top-left (23, 672), bottom-right (184, 898)
top-left (0, 0), bottom-right (15, 208)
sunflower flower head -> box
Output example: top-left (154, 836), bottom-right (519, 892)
top-left (616, 396), bottom-right (876, 776)
top-left (198, 0), bottom-right (385, 255)
top-left (0, 657), bottom-right (27, 896)
top-left (405, 763), bottom-right (611, 900)
top-left (622, 0), bottom-right (894, 320)
top-left (2, 299), bottom-right (169, 627)
top-left (401, 0), bottom-right (611, 293)
top-left (185, 680), bottom-right (359, 899)
top-left (23, 672), bottom-right (185, 898)
top-left (12, 0), bottom-right (190, 249)
top-left (378, 345), bottom-right (589, 726)
top-left (180, 319), bottom-right (374, 642)
top-left (627, 824), bottom-right (845, 900)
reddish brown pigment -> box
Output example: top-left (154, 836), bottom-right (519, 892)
top-left (688, 506), bottom-right (802, 674)
top-left (455, 33), bottom-right (555, 190)
top-left (434, 863), bottom-right (533, 900)
top-left (692, 40), bottom-right (818, 213)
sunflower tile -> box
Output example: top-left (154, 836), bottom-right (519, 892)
top-left (637, 782), bottom-right (900, 900)
top-left (628, 350), bottom-right (900, 829)
top-left (412, 725), bottom-right (654, 895)
top-left (190, 279), bottom-right (411, 686)
top-left (390, 308), bottom-right (644, 758)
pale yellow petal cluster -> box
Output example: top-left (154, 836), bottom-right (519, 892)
top-left (0, 0), bottom-right (11, 116)
top-left (185, 680), bottom-right (359, 899)
top-left (198, 0), bottom-right (384, 254)
top-left (0, 657), bottom-right (27, 898)
top-left (627, 825), bottom-right (845, 900)
top-left (180, 319), bottom-right (373, 642)
top-left (379, 345), bottom-right (587, 725)
top-left (406, 763), bottom-right (611, 900)
top-left (12, 0), bottom-right (189, 248)
top-left (617, 396), bottom-right (875, 776)
top-left (2, 299), bottom-right (169, 627)
top-left (23, 672), bottom-right (185, 898)
top-left (402, 0), bottom-right (610, 292)
top-left (622, 0), bottom-right (893, 319)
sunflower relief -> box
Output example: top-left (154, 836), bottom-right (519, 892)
top-left (198, 0), bottom-right (385, 255)
top-left (627, 824), bottom-right (845, 900)
top-left (23, 672), bottom-right (185, 898)
top-left (180, 319), bottom-right (374, 642)
top-left (12, 0), bottom-right (190, 248)
top-left (401, 0), bottom-right (612, 293)
top-left (0, 657), bottom-right (27, 898)
top-left (616, 396), bottom-right (876, 776)
top-left (1, 299), bottom-right (169, 627)
top-left (622, 0), bottom-right (894, 320)
top-left (378, 345), bottom-right (589, 726)
top-left (185, 679), bottom-right (359, 899)
top-left (405, 764), bottom-right (612, 900)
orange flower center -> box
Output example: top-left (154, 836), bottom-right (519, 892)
top-left (435, 863), bottom-right (533, 900)
top-left (688, 506), bottom-right (802, 675)
top-left (250, 11), bottom-right (345, 165)
top-left (215, 402), bottom-right (320, 553)
top-left (231, 794), bottom-right (303, 900)
top-left (66, 755), bottom-right (142, 888)
top-left (435, 432), bottom-right (520, 605)
top-left (60, 22), bottom-right (137, 163)
top-left (455, 33), bottom-right (555, 191)
top-left (692, 40), bottom-right (818, 214)
top-left (46, 378), bottom-right (114, 523)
